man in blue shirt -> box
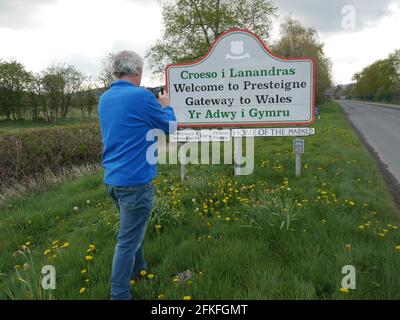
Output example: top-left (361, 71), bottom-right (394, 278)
top-left (98, 50), bottom-right (176, 300)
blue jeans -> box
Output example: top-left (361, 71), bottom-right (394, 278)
top-left (106, 182), bottom-right (154, 300)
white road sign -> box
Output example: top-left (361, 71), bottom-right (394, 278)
top-left (166, 29), bottom-right (315, 128)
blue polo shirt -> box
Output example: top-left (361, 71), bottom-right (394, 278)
top-left (98, 80), bottom-right (176, 186)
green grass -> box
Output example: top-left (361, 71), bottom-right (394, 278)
top-left (0, 102), bottom-right (399, 300)
top-left (0, 108), bottom-right (98, 135)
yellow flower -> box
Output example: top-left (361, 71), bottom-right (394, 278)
top-left (85, 255), bottom-right (93, 261)
top-left (396, 245), bottom-right (400, 251)
top-left (340, 288), bottom-right (349, 293)
top-left (44, 249), bottom-right (51, 256)
top-left (130, 280), bottom-right (136, 286)
top-left (358, 225), bottom-right (365, 230)
top-left (60, 242), bottom-right (70, 249)
top-left (88, 244), bottom-right (95, 250)
top-left (79, 287), bottom-right (86, 294)
top-left (25, 242), bottom-right (31, 246)
top-left (81, 269), bottom-right (87, 274)
top-left (158, 294), bottom-right (165, 299)
top-left (147, 273), bottom-right (155, 280)
top-left (140, 270), bottom-right (147, 276)
top-left (345, 244), bottom-right (352, 249)
top-left (183, 296), bottom-right (192, 300)
top-left (225, 217), bottom-right (231, 221)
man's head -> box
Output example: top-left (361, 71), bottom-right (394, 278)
top-left (112, 50), bottom-right (143, 86)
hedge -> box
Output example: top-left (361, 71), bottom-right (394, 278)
top-left (0, 125), bottom-right (102, 186)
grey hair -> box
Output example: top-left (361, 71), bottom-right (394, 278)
top-left (112, 50), bottom-right (143, 79)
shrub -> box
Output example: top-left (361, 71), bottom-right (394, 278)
top-left (0, 125), bottom-right (102, 187)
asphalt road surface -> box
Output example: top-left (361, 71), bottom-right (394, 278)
top-left (338, 100), bottom-right (400, 184)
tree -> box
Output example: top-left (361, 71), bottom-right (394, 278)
top-left (352, 49), bottom-right (400, 103)
top-left (41, 64), bottom-right (86, 122)
top-left (147, 0), bottom-right (277, 77)
top-left (98, 52), bottom-right (115, 90)
top-left (0, 60), bottom-right (32, 120)
top-left (272, 17), bottom-right (332, 105)
top-left (74, 81), bottom-right (98, 119)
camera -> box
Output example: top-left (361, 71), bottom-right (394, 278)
top-left (145, 86), bottom-right (165, 99)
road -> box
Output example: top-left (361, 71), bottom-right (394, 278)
top-left (338, 100), bottom-right (400, 184)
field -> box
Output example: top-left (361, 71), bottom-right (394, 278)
top-left (0, 108), bottom-right (98, 135)
top-left (0, 102), bottom-right (399, 300)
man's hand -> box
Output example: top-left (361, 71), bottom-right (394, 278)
top-left (158, 91), bottom-right (171, 107)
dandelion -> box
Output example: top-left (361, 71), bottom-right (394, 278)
top-left (130, 280), bottom-right (136, 286)
top-left (73, 207), bottom-right (79, 211)
top-left (81, 269), bottom-right (87, 274)
top-left (85, 255), bottom-right (93, 261)
top-left (25, 242), bottom-right (31, 246)
top-left (155, 224), bottom-right (162, 232)
top-left (140, 270), bottom-right (147, 277)
top-left (52, 240), bottom-right (59, 245)
top-left (183, 296), bottom-right (192, 300)
top-left (44, 249), bottom-right (51, 256)
top-left (147, 273), bottom-right (155, 280)
top-left (396, 245), bottom-right (400, 251)
top-left (358, 225), bottom-right (365, 230)
top-left (225, 217), bottom-right (231, 221)
top-left (60, 242), bottom-right (70, 249)
top-left (340, 288), bottom-right (349, 293)
top-left (79, 287), bottom-right (86, 294)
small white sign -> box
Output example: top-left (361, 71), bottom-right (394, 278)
top-left (171, 129), bottom-right (231, 142)
top-left (293, 138), bottom-right (305, 154)
top-left (231, 127), bottom-right (315, 137)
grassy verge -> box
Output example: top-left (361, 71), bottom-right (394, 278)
top-left (0, 102), bottom-right (399, 300)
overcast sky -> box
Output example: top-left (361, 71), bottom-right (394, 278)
top-left (0, 0), bottom-right (399, 86)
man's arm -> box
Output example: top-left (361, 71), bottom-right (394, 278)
top-left (145, 91), bottom-right (177, 134)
